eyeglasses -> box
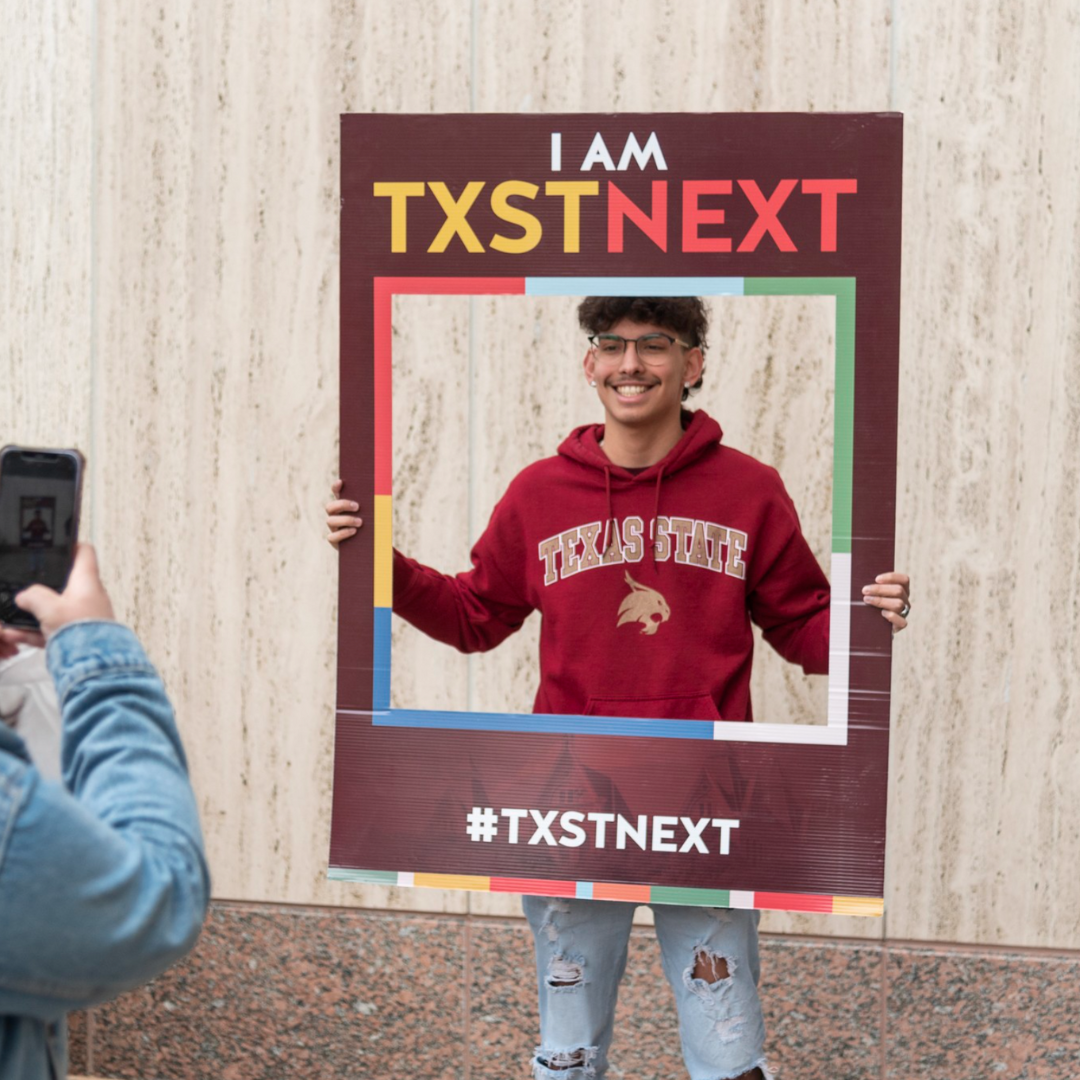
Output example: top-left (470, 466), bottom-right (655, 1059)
top-left (588, 332), bottom-right (693, 365)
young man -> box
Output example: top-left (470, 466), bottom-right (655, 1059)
top-left (327, 297), bottom-right (910, 1080)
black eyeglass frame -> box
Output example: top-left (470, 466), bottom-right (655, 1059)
top-left (587, 332), bottom-right (696, 358)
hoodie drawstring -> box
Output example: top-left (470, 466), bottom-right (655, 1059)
top-left (602, 463), bottom-right (666, 569)
top-left (651, 465), bottom-right (665, 569)
top-left (603, 466), bottom-right (614, 556)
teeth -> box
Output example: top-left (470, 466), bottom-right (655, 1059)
top-left (615, 385), bottom-right (649, 396)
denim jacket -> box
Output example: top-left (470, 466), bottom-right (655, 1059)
top-left (0, 621), bottom-right (210, 1079)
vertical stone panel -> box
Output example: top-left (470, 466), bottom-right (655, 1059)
top-left (1, 2), bottom-right (93, 503)
top-left (91, 1), bottom-right (470, 911)
top-left (390, 294), bottom-right (472, 714)
top-left (471, 0), bottom-right (890, 113)
top-left (886, 0), bottom-right (1080, 945)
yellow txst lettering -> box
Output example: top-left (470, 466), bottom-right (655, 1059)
top-left (544, 181), bottom-right (600, 253)
top-left (374, 179), bottom-right (599, 254)
top-left (490, 181), bottom-right (542, 254)
top-left (428, 182), bottom-right (486, 253)
top-left (372, 182), bottom-right (425, 253)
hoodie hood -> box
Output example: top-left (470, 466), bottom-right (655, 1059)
top-left (557, 409), bottom-right (725, 565)
top-left (557, 408), bottom-right (724, 480)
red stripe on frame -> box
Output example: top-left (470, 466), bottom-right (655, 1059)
top-left (378, 277), bottom-right (526, 296)
top-left (754, 892), bottom-right (834, 913)
top-left (490, 877), bottom-right (577, 897)
top-left (372, 280), bottom-right (393, 494)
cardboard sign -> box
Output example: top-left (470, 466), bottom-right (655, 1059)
top-left (330, 113), bottom-right (902, 914)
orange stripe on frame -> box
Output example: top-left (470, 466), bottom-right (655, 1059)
top-left (592, 883), bottom-right (651, 903)
top-left (413, 873), bottom-right (491, 891)
top-left (831, 896), bottom-right (884, 917)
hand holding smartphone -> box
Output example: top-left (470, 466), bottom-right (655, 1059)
top-left (0, 447), bottom-right (84, 631)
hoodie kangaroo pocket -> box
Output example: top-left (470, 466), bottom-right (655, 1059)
top-left (583, 694), bottom-right (722, 722)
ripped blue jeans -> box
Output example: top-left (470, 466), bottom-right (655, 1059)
top-left (523, 896), bottom-right (769, 1080)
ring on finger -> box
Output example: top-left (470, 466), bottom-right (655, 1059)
top-left (899, 601), bottom-right (911, 618)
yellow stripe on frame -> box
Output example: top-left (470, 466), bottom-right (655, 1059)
top-left (374, 495), bottom-right (393, 608)
top-left (414, 873), bottom-right (491, 892)
top-left (831, 896), bottom-right (884, 917)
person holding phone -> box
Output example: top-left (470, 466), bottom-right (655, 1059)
top-left (0, 545), bottom-right (209, 1080)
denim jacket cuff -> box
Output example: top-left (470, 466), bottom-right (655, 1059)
top-left (45, 621), bottom-right (155, 704)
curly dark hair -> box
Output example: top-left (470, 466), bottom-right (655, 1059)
top-left (577, 296), bottom-right (708, 401)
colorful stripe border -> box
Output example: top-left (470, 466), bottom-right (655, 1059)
top-left (370, 276), bottom-right (855, 746)
top-left (327, 868), bottom-right (883, 917)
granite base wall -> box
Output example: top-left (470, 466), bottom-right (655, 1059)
top-left (69, 901), bottom-right (1080, 1080)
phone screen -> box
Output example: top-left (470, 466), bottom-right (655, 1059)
top-left (0, 448), bottom-right (83, 628)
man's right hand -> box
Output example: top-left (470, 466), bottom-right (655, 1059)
top-left (4, 543), bottom-right (116, 647)
top-left (326, 478), bottom-right (363, 548)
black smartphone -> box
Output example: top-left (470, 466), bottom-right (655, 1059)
top-left (0, 446), bottom-right (85, 630)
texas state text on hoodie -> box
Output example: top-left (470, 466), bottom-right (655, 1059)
top-left (392, 409), bottom-right (830, 723)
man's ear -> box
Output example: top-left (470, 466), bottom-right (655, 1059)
top-left (583, 350), bottom-right (597, 386)
top-left (683, 346), bottom-right (705, 386)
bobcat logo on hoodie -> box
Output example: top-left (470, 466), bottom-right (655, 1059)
top-left (616, 572), bottom-right (671, 636)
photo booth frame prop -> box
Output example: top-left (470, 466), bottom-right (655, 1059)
top-left (331, 114), bottom-right (902, 914)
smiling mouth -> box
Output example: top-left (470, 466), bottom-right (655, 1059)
top-left (610, 383), bottom-right (654, 397)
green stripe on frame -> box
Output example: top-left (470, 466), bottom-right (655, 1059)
top-left (742, 277), bottom-right (855, 554)
top-left (328, 868), bottom-right (399, 885)
top-left (650, 885), bottom-right (731, 907)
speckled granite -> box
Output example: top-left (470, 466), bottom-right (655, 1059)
top-left (88, 904), bottom-right (467, 1080)
top-left (885, 947), bottom-right (1080, 1079)
top-left (67, 1009), bottom-right (89, 1075)
top-left (466, 918), bottom-right (536, 1076)
top-left (762, 939), bottom-right (883, 1080)
top-left (73, 903), bottom-right (1080, 1080)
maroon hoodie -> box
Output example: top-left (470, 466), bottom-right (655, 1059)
top-left (393, 409), bottom-right (829, 723)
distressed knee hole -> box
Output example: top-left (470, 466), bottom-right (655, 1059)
top-left (692, 947), bottom-right (734, 984)
top-left (540, 899), bottom-right (571, 943)
top-left (546, 954), bottom-right (584, 988)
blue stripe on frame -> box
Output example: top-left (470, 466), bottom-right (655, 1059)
top-left (524, 277), bottom-right (745, 297)
top-left (575, 881), bottom-right (594, 899)
top-left (372, 607), bottom-right (392, 709)
top-left (373, 708), bottom-right (716, 740)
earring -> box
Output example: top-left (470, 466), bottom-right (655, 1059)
top-left (589, 380), bottom-right (597, 387)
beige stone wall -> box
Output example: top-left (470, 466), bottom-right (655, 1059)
top-left (4, 0), bottom-right (1078, 948)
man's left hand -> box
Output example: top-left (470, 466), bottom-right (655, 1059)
top-left (862, 572), bottom-right (911, 633)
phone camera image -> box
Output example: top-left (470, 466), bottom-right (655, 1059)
top-left (0, 447), bottom-right (84, 629)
